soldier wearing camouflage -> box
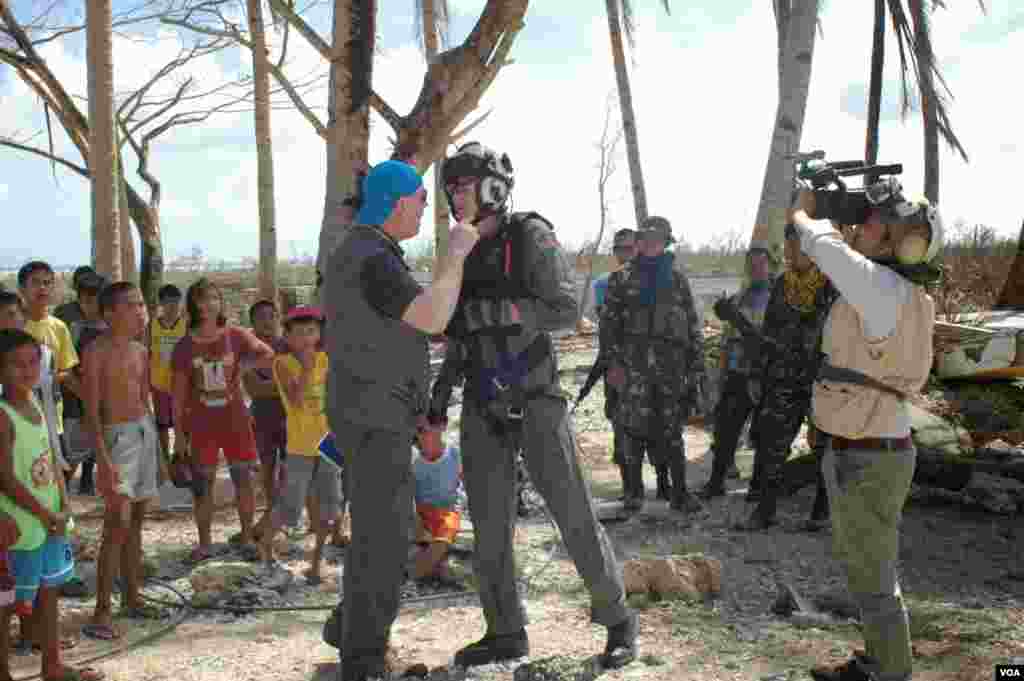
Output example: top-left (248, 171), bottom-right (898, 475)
top-left (739, 229), bottom-right (837, 531)
top-left (600, 216), bottom-right (704, 514)
top-left (699, 241), bottom-right (778, 500)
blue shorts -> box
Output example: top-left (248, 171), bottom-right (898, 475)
top-left (9, 537), bottom-right (75, 603)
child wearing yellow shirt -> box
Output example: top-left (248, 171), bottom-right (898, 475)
top-left (259, 307), bottom-right (340, 584)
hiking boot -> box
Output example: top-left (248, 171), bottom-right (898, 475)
top-left (736, 487), bottom-right (777, 531)
top-left (810, 653), bottom-right (882, 681)
top-left (454, 629), bottom-right (529, 668)
top-left (601, 612), bottom-right (639, 669)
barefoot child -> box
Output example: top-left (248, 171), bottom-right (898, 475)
top-left (0, 329), bottom-right (103, 681)
top-left (411, 426), bottom-right (463, 583)
top-left (260, 306), bottom-right (339, 584)
top-left (148, 285), bottom-right (187, 465)
top-left (171, 278), bottom-right (274, 562)
top-left (82, 282), bottom-right (168, 641)
top-left (240, 299), bottom-right (287, 543)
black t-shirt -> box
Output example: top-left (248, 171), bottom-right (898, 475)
top-left (360, 250), bottom-right (423, 320)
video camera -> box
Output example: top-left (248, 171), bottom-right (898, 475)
top-left (787, 150), bottom-right (909, 229)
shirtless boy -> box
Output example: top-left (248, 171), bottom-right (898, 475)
top-left (82, 283), bottom-right (168, 641)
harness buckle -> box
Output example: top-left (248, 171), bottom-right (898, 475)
top-left (507, 406), bottom-right (525, 421)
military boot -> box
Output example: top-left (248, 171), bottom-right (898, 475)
top-left (737, 483), bottom-right (778, 531)
top-left (623, 461), bottom-right (645, 512)
top-left (697, 451), bottom-right (728, 500)
top-left (669, 460), bottom-right (702, 513)
top-left (655, 465), bottom-right (671, 501)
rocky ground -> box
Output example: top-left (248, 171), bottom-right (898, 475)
top-left (7, 334), bottom-right (1023, 681)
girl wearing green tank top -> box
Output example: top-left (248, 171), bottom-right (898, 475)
top-left (0, 329), bottom-right (103, 681)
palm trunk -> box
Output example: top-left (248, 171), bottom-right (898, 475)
top-left (248, 0), bottom-right (278, 302)
top-left (421, 0), bottom-right (450, 260)
top-left (865, 0), bottom-right (886, 179)
top-left (750, 0), bottom-right (820, 261)
top-left (315, 0), bottom-right (372, 299)
top-left (909, 0), bottom-right (939, 203)
top-left (605, 0), bottom-right (647, 226)
top-left (86, 0), bottom-right (122, 279)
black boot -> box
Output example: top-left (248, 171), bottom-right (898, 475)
top-left (623, 461), bottom-right (645, 512)
top-left (697, 452), bottom-right (728, 500)
top-left (669, 460), bottom-right (702, 513)
top-left (601, 612), bottom-right (639, 669)
top-left (655, 466), bottom-right (671, 501)
top-left (737, 484), bottom-right (777, 531)
top-left (454, 629), bottom-right (529, 668)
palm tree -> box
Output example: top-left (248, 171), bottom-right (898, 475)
top-left (882, 0), bottom-right (980, 202)
top-left (749, 0), bottom-right (820, 261)
top-left (86, 0), bottom-right (122, 279)
top-left (605, 0), bottom-right (671, 227)
top-left (247, 0), bottom-right (278, 302)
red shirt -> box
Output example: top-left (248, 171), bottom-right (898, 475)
top-left (171, 326), bottom-right (269, 440)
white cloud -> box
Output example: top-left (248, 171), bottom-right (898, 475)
top-left (0, 183), bottom-right (7, 201)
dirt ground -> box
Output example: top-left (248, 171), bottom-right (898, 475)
top-left (7, 344), bottom-right (1023, 681)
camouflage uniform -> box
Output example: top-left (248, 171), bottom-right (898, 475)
top-left (745, 271), bottom-right (838, 527)
top-left (600, 239), bottom-right (703, 511)
top-left (700, 280), bottom-right (774, 497)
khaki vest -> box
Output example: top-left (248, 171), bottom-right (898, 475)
top-left (813, 285), bottom-right (934, 438)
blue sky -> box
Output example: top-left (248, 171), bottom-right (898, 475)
top-left (1, 0), bottom-right (1021, 269)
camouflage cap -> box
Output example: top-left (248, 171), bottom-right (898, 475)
top-left (638, 215), bottom-right (675, 244)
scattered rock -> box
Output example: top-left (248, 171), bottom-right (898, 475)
top-left (512, 655), bottom-right (601, 681)
top-left (622, 554), bottom-right (721, 601)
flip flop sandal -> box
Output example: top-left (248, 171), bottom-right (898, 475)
top-left (81, 623), bottom-right (121, 641)
top-left (43, 666), bottom-right (106, 681)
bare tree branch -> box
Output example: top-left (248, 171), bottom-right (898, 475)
top-left (265, 0), bottom-right (329, 59)
top-left (0, 138), bottom-right (89, 178)
top-left (449, 108), bottom-right (491, 145)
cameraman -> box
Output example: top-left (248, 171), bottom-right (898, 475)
top-left (790, 187), bottom-right (939, 681)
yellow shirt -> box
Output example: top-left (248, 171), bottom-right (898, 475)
top-left (25, 316), bottom-right (77, 433)
top-left (149, 316), bottom-right (187, 392)
top-left (25, 316), bottom-right (77, 372)
top-left (273, 352), bottom-right (329, 457)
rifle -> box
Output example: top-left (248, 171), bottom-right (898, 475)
top-left (572, 354), bottom-right (609, 413)
top-left (713, 296), bottom-right (779, 363)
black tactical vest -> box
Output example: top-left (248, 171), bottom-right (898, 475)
top-left (323, 225), bottom-right (430, 434)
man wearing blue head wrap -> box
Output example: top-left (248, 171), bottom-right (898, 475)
top-left (321, 159), bottom-right (480, 681)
